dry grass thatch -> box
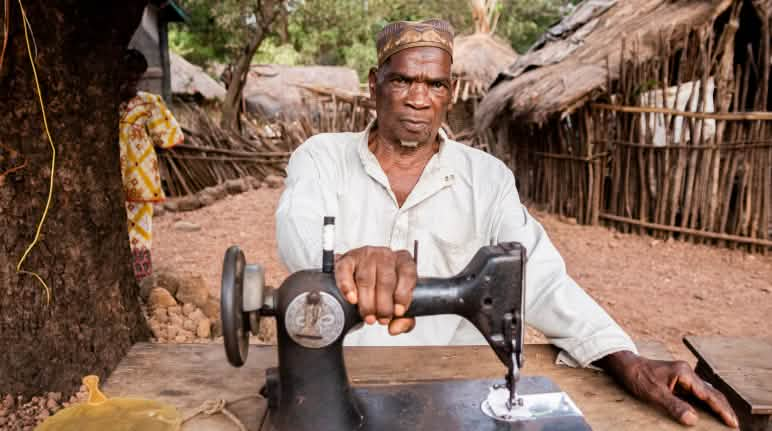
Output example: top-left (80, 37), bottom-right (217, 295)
top-left (477, 0), bottom-right (740, 128)
top-left (170, 52), bottom-right (227, 101)
top-left (452, 32), bottom-right (517, 102)
top-left (243, 64), bottom-right (360, 120)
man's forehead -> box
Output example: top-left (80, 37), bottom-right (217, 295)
top-left (383, 47), bottom-right (451, 78)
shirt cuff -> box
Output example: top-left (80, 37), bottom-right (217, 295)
top-left (552, 330), bottom-right (638, 368)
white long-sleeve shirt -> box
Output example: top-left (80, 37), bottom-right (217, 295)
top-left (275, 122), bottom-right (637, 367)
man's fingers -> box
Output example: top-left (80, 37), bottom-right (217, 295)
top-left (674, 372), bottom-right (739, 428)
top-left (658, 388), bottom-right (699, 426)
top-left (388, 317), bottom-right (416, 335)
top-left (375, 254), bottom-right (397, 324)
top-left (393, 251), bottom-right (417, 317)
top-left (355, 257), bottom-right (377, 324)
top-left (334, 255), bottom-right (358, 304)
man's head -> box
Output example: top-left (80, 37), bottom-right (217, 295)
top-left (120, 49), bottom-right (148, 101)
top-left (369, 20), bottom-right (454, 147)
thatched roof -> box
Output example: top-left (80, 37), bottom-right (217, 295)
top-left (243, 65), bottom-right (360, 120)
top-left (170, 52), bottom-right (227, 101)
top-left (477, 0), bottom-right (740, 128)
top-left (452, 32), bottom-right (518, 102)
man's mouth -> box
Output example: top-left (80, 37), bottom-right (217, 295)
top-left (399, 119), bottom-right (430, 133)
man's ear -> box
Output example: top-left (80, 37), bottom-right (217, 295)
top-left (368, 67), bottom-right (378, 100)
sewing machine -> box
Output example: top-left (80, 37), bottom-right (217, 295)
top-left (220, 220), bottom-right (589, 431)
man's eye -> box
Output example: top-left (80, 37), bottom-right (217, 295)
top-left (432, 82), bottom-right (446, 89)
top-left (394, 77), bottom-right (407, 84)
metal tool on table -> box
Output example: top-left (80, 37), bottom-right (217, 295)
top-left (220, 218), bottom-right (589, 431)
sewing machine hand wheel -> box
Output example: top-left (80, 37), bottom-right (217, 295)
top-left (221, 246), bottom-right (268, 367)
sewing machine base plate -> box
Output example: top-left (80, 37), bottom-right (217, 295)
top-left (265, 376), bottom-right (591, 431)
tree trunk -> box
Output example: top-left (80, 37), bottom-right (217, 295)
top-left (221, 28), bottom-right (267, 131)
top-left (0, 1), bottom-right (150, 397)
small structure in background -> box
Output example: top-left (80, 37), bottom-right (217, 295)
top-left (448, 0), bottom-right (517, 150)
top-left (170, 52), bottom-right (227, 103)
top-left (477, 0), bottom-right (771, 251)
top-left (242, 64), bottom-right (361, 121)
top-left (129, 0), bottom-right (190, 103)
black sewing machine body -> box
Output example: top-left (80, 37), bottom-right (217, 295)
top-left (221, 242), bottom-right (591, 431)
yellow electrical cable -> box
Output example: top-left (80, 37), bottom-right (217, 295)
top-left (16, 0), bottom-right (54, 305)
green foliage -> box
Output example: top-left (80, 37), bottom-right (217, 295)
top-left (170, 0), bottom-right (578, 80)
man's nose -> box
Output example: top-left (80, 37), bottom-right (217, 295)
top-left (405, 83), bottom-right (430, 110)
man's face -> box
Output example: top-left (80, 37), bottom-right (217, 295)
top-left (369, 47), bottom-right (452, 146)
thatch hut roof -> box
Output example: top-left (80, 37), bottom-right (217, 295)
top-left (477, 0), bottom-right (741, 128)
top-left (243, 64), bottom-right (360, 120)
top-left (170, 52), bottom-right (227, 101)
top-left (452, 32), bottom-right (518, 102)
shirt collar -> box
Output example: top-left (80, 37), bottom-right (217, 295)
top-left (357, 119), bottom-right (455, 176)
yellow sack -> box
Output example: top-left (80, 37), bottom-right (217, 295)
top-left (35, 375), bottom-right (181, 431)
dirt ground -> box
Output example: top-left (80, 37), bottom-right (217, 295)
top-left (154, 187), bottom-right (772, 361)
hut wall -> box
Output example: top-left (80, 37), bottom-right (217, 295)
top-left (493, 1), bottom-right (770, 250)
top-left (594, 11), bottom-right (771, 251)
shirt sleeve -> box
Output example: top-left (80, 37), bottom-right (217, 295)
top-left (491, 170), bottom-right (637, 367)
top-left (275, 142), bottom-right (339, 273)
top-left (147, 94), bottom-right (184, 149)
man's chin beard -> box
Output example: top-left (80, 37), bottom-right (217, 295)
top-left (399, 140), bottom-right (419, 148)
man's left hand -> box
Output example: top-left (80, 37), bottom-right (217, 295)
top-left (596, 351), bottom-right (738, 428)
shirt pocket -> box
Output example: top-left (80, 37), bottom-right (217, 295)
top-left (416, 228), bottom-right (482, 277)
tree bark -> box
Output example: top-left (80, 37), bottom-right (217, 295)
top-left (0, 0), bottom-right (150, 397)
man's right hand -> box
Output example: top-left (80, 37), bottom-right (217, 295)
top-left (334, 246), bottom-right (417, 335)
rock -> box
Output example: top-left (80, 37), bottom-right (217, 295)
top-left (163, 200), bottom-right (179, 212)
top-left (201, 297), bottom-right (220, 319)
top-left (37, 409), bottom-right (50, 420)
top-left (174, 335), bottom-right (186, 343)
top-left (4, 394), bottom-right (15, 409)
top-left (183, 319), bottom-right (197, 332)
top-left (153, 269), bottom-right (183, 297)
top-left (148, 288), bottom-right (177, 309)
top-left (176, 195), bottom-right (202, 212)
top-left (761, 286), bottom-right (771, 294)
top-left (150, 325), bottom-right (165, 340)
top-left (182, 303), bottom-right (196, 316)
top-left (169, 314), bottom-right (184, 327)
top-left (225, 178), bottom-right (248, 194)
top-left (649, 240), bottom-right (661, 247)
top-left (0, 417), bottom-right (5, 427)
top-left (153, 308), bottom-right (169, 323)
top-left (197, 319), bottom-right (211, 338)
top-left (174, 274), bottom-right (209, 308)
top-left (168, 305), bottom-right (182, 316)
top-left (166, 325), bottom-right (178, 339)
top-left (245, 176), bottom-right (262, 190)
top-left (264, 174), bottom-right (284, 189)
top-left (197, 193), bottom-right (215, 207)
top-left (211, 319), bottom-right (223, 338)
top-left (201, 185), bottom-right (227, 201)
top-left (173, 221), bottom-right (202, 232)
top-left (138, 275), bottom-right (156, 301)
top-left (693, 294), bottom-right (705, 301)
top-left (189, 309), bottom-right (206, 323)
top-left (0, 408), bottom-right (7, 417)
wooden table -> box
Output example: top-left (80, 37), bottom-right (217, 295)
top-left (685, 336), bottom-right (772, 431)
top-left (104, 341), bottom-right (727, 431)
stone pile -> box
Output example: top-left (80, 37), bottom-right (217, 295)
top-left (161, 174), bottom-right (283, 213)
top-left (0, 387), bottom-right (88, 431)
top-left (141, 268), bottom-right (221, 343)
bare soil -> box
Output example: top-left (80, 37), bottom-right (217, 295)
top-left (154, 187), bottom-right (772, 361)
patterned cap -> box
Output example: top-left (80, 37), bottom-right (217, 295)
top-left (376, 19), bottom-right (454, 66)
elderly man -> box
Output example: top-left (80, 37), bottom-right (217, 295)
top-left (276, 20), bottom-right (737, 428)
